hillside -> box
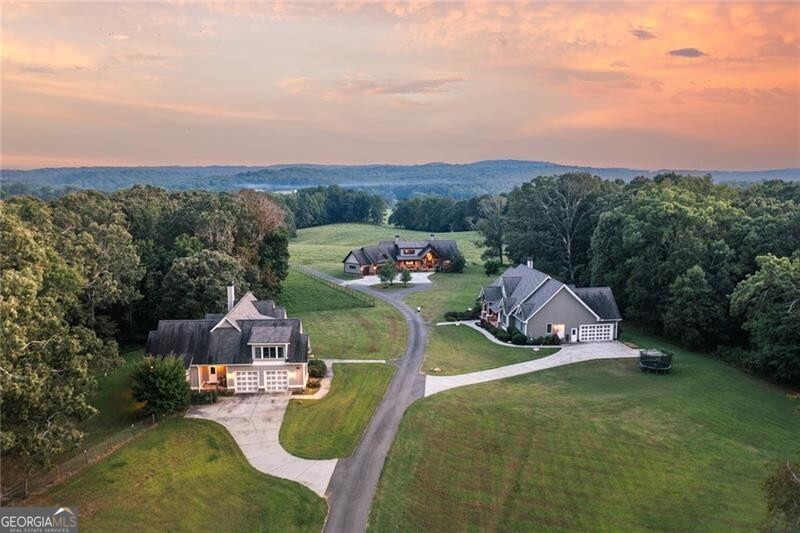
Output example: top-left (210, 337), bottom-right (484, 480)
top-left (3, 160), bottom-right (798, 200)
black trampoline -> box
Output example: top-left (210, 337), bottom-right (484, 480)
top-left (639, 349), bottom-right (672, 374)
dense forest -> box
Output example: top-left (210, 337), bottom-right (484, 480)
top-left (388, 196), bottom-right (485, 232)
top-left (468, 173), bottom-right (800, 385)
top-left (0, 186), bottom-right (297, 468)
top-left (272, 185), bottom-right (386, 230)
top-left (0, 182), bottom-right (387, 469)
top-left (4, 160), bottom-right (798, 201)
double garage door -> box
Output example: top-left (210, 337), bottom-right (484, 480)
top-left (234, 370), bottom-right (288, 393)
top-left (578, 323), bottom-right (615, 342)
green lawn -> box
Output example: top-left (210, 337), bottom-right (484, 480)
top-left (289, 223), bottom-right (484, 279)
top-left (370, 328), bottom-right (800, 531)
top-left (424, 325), bottom-right (559, 375)
top-left (24, 419), bottom-right (327, 532)
top-left (281, 364), bottom-right (395, 459)
top-left (279, 269), bottom-right (406, 360)
top-left (279, 269), bottom-right (373, 314)
top-left (80, 347), bottom-right (146, 447)
top-left (405, 265), bottom-right (488, 323)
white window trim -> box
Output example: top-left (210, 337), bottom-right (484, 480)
top-left (250, 343), bottom-right (289, 361)
top-left (546, 323), bottom-right (553, 334)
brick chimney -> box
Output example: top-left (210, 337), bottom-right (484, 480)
top-left (227, 284), bottom-right (235, 311)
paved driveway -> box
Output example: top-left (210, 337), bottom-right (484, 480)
top-left (341, 272), bottom-right (433, 286)
top-left (425, 341), bottom-right (639, 397)
top-left (186, 394), bottom-right (337, 497)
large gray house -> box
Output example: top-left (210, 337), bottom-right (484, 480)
top-left (480, 261), bottom-right (622, 342)
top-left (146, 286), bottom-right (310, 393)
top-left (343, 234), bottom-right (460, 276)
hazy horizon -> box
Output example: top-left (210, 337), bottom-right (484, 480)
top-left (2, 2), bottom-right (798, 170)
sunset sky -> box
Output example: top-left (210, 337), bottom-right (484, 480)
top-left (2, 1), bottom-right (798, 170)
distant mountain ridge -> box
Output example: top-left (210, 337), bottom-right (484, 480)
top-left (3, 160), bottom-right (797, 200)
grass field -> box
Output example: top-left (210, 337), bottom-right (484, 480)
top-left (80, 347), bottom-right (146, 446)
top-left (279, 269), bottom-right (406, 360)
top-left (24, 419), bottom-right (327, 532)
top-left (281, 364), bottom-right (395, 459)
top-left (405, 265), bottom-right (488, 323)
top-left (289, 223), bottom-right (484, 278)
top-left (370, 328), bottom-right (800, 531)
top-left (424, 325), bottom-right (559, 375)
top-left (279, 269), bottom-right (374, 314)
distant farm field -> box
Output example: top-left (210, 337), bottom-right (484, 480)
top-left (289, 223), bottom-right (483, 278)
top-left (370, 328), bottom-right (800, 531)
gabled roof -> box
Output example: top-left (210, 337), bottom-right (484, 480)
top-left (481, 263), bottom-right (623, 323)
top-left (146, 317), bottom-right (309, 367)
top-left (248, 325), bottom-right (294, 344)
top-left (210, 292), bottom-right (285, 332)
top-left (572, 287), bottom-right (622, 320)
top-left (516, 278), bottom-right (563, 320)
top-left (145, 296), bottom-right (309, 367)
top-left (344, 237), bottom-right (460, 265)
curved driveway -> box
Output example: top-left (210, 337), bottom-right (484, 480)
top-left (299, 268), bottom-right (430, 533)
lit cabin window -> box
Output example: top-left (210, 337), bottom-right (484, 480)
top-left (254, 346), bottom-right (285, 359)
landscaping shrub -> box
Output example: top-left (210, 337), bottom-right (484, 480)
top-left (445, 308), bottom-right (480, 321)
top-left (496, 330), bottom-right (512, 342)
top-left (445, 252), bottom-right (467, 273)
top-left (308, 359), bottom-right (327, 378)
top-left (511, 332), bottom-right (528, 345)
top-left (190, 391), bottom-right (218, 404)
top-left (131, 355), bottom-right (191, 416)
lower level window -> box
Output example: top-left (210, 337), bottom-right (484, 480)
top-left (254, 346), bottom-right (285, 359)
top-left (546, 323), bottom-right (553, 334)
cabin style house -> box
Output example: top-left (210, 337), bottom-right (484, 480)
top-left (480, 260), bottom-right (622, 342)
top-left (343, 234), bottom-right (460, 276)
top-left (145, 286), bottom-right (310, 393)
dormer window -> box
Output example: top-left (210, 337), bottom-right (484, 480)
top-left (253, 345), bottom-right (285, 360)
top-left (403, 248), bottom-right (416, 255)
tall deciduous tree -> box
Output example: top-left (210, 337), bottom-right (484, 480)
top-left (662, 265), bottom-right (726, 349)
top-left (0, 208), bottom-right (116, 468)
top-left (160, 250), bottom-right (247, 318)
top-left (730, 254), bottom-right (800, 383)
top-left (474, 196), bottom-right (508, 263)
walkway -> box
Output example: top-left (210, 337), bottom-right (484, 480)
top-left (342, 272), bottom-right (434, 287)
top-left (186, 394), bottom-right (337, 497)
top-left (425, 341), bottom-right (639, 397)
top-left (436, 320), bottom-right (544, 348)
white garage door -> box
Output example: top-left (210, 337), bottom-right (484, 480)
top-left (264, 370), bottom-right (288, 392)
top-left (579, 323), bottom-right (614, 342)
top-left (235, 371), bottom-right (259, 393)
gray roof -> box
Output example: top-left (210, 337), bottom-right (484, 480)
top-left (344, 238), bottom-right (460, 265)
top-left (481, 263), bottom-right (623, 322)
top-left (516, 278), bottom-right (564, 320)
top-left (572, 287), bottom-right (622, 320)
top-left (145, 298), bottom-right (309, 367)
top-left (248, 325), bottom-right (293, 344)
top-left (481, 286), bottom-right (502, 301)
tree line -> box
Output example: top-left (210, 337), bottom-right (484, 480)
top-left (388, 196), bottom-right (485, 232)
top-left (471, 173), bottom-right (800, 385)
top-left (1, 186), bottom-right (292, 469)
top-left (272, 185), bottom-right (386, 230)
